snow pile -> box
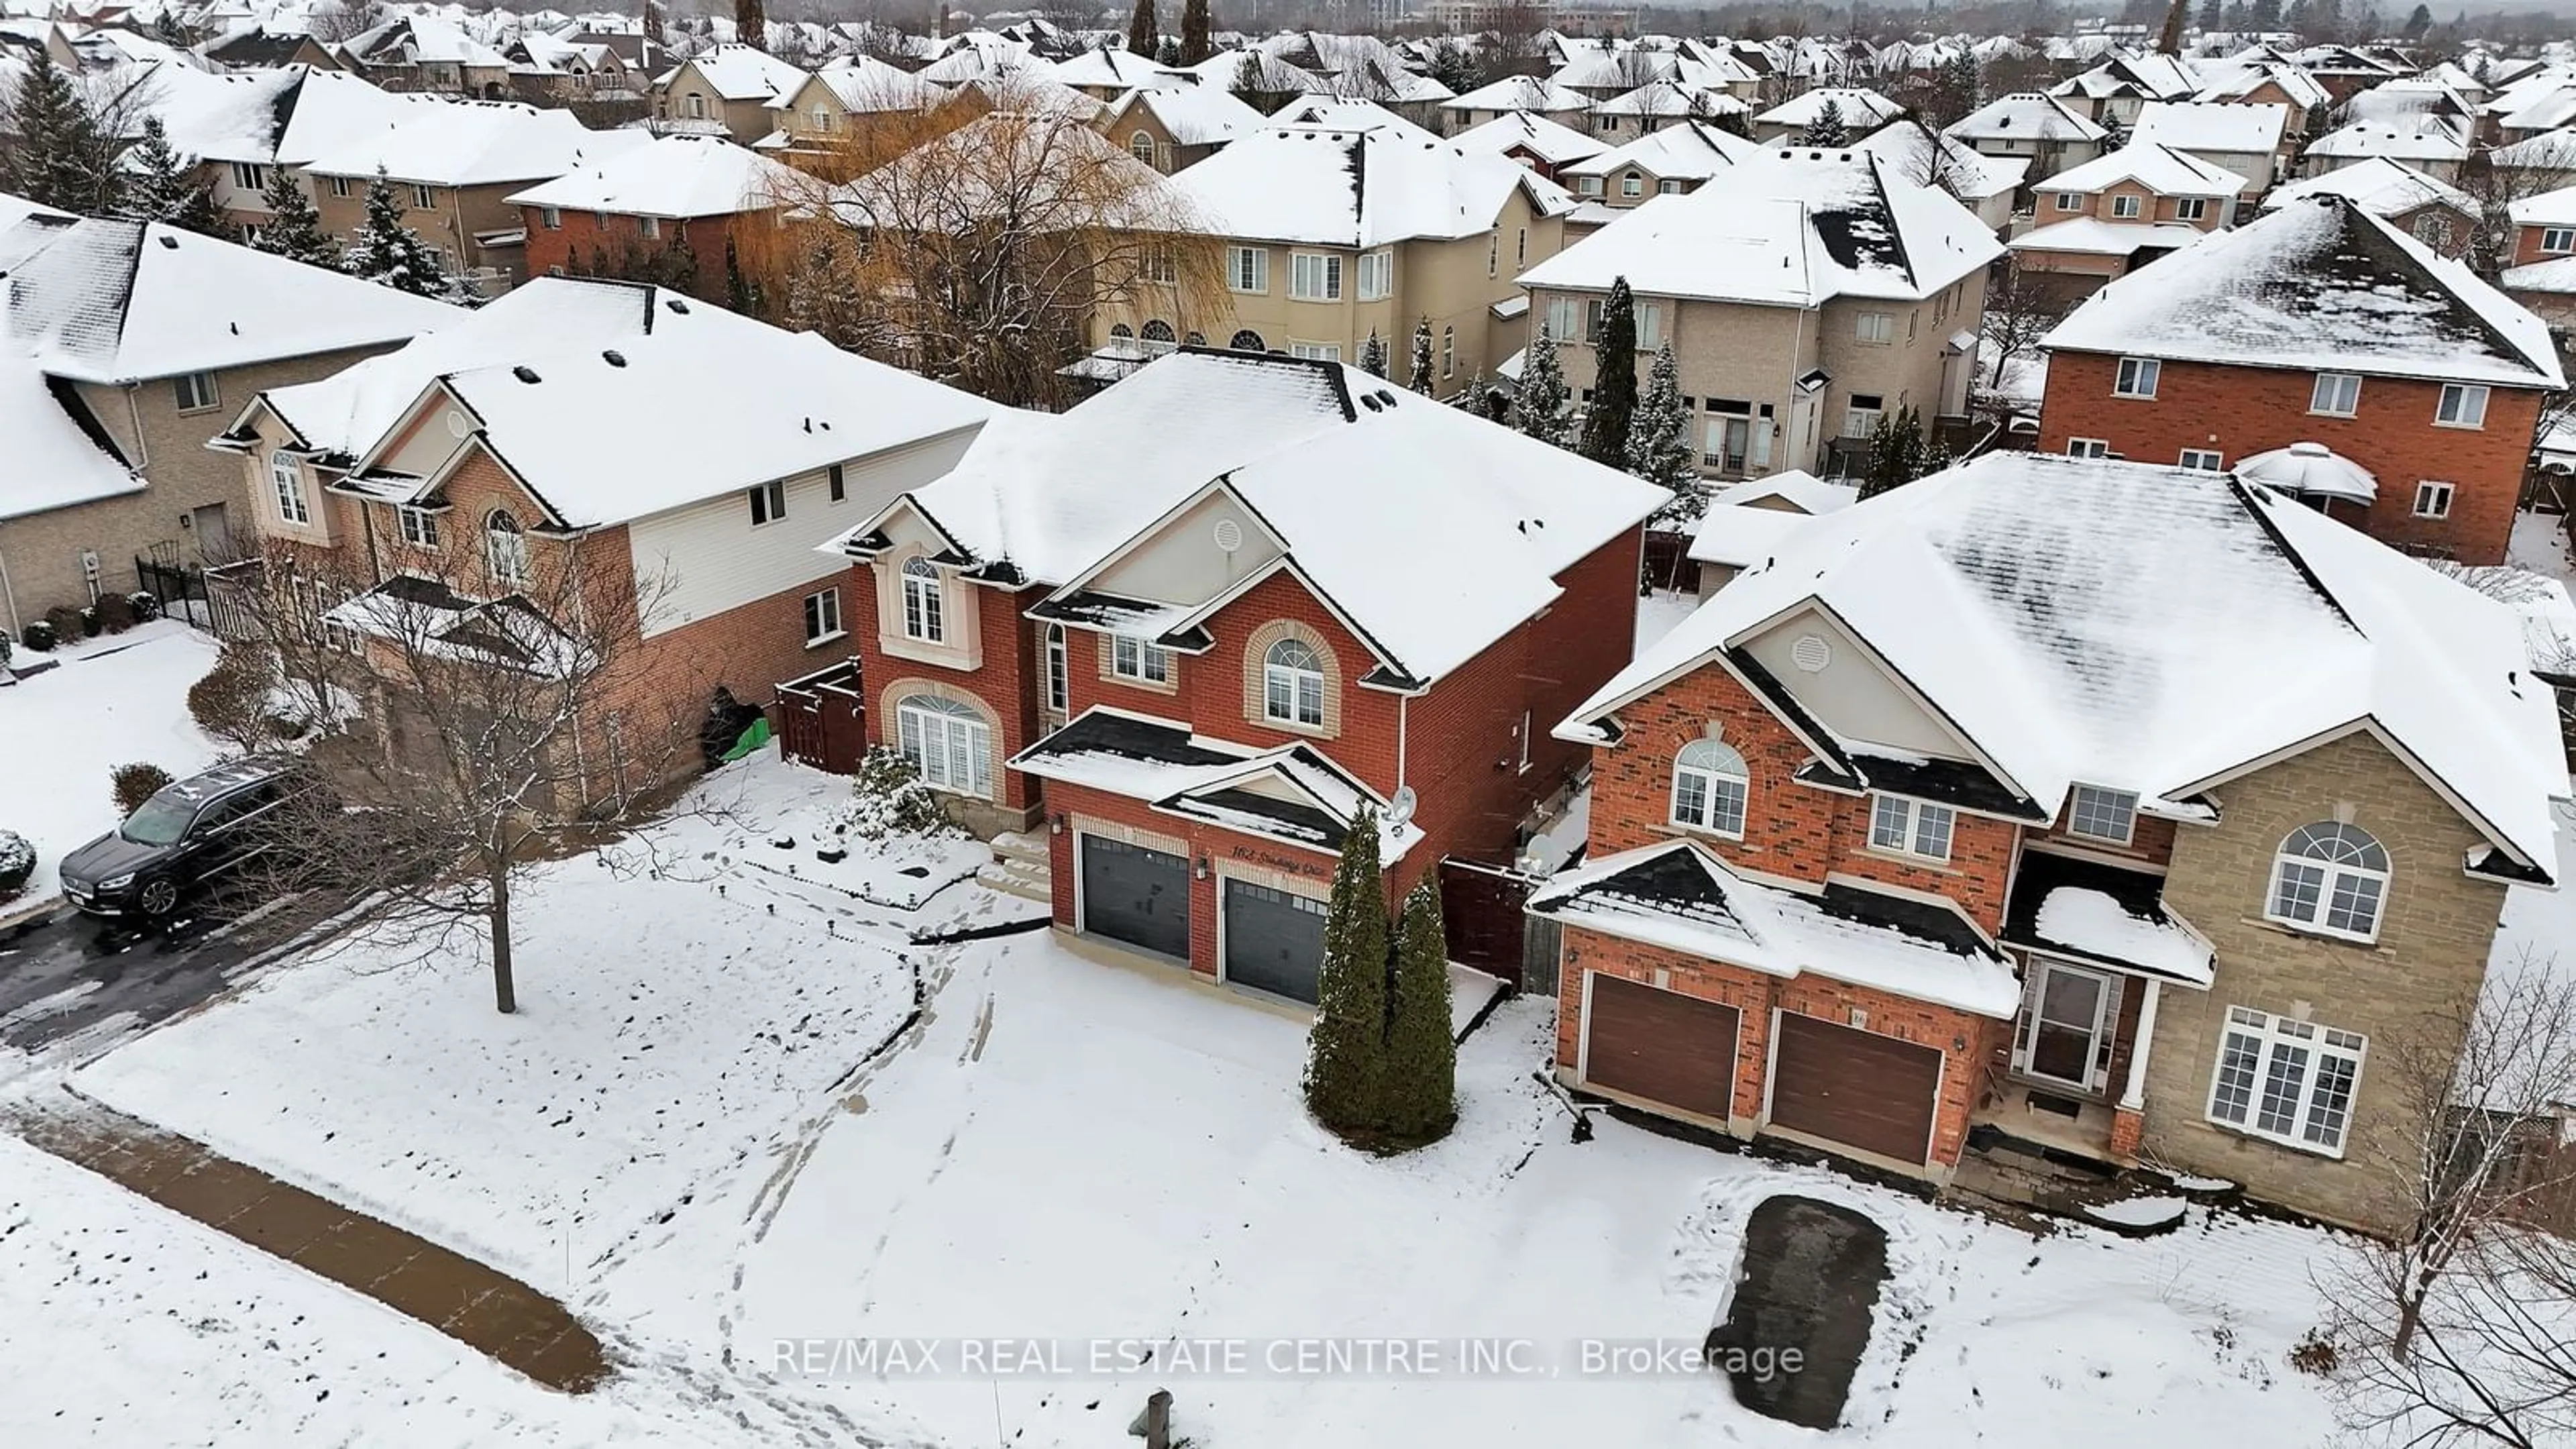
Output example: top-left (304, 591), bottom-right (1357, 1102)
top-left (2035, 886), bottom-right (2216, 985)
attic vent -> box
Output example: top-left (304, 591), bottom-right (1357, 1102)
top-left (1212, 519), bottom-right (1242, 551)
top-left (665, 297), bottom-right (691, 313)
top-left (1359, 394), bottom-right (1385, 412)
top-left (445, 409), bottom-right (468, 437)
top-left (158, 234), bottom-right (178, 249)
top-left (1790, 634), bottom-right (1833, 673)
top-left (602, 349), bottom-right (626, 367)
top-left (513, 365), bottom-right (542, 384)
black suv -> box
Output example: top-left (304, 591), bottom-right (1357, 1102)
top-left (59, 757), bottom-right (313, 919)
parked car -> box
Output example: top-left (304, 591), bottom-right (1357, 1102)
top-left (58, 757), bottom-right (317, 918)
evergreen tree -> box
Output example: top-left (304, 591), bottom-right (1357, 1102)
top-left (1929, 48), bottom-right (1979, 128)
top-left (120, 116), bottom-right (226, 237)
top-left (1859, 405), bottom-right (1927, 500)
top-left (1800, 97), bottom-right (1847, 147)
top-left (252, 164), bottom-right (338, 264)
top-left (1358, 329), bottom-right (1389, 377)
top-left (1126, 0), bottom-right (1158, 56)
top-left (152, 10), bottom-right (189, 46)
top-left (1378, 879), bottom-right (1456, 1144)
top-left (1509, 325), bottom-right (1570, 445)
top-left (2199, 0), bottom-right (2224, 30)
top-left (343, 167), bottom-right (451, 297)
top-left (1407, 316), bottom-right (1434, 394)
top-left (1303, 810), bottom-right (1390, 1136)
top-left (1179, 0), bottom-right (1214, 66)
top-left (2403, 1), bottom-right (2431, 36)
top-left (1577, 277), bottom-right (1639, 468)
top-left (3, 54), bottom-right (125, 215)
top-left (735, 0), bottom-right (766, 51)
top-left (1627, 343), bottom-right (1701, 522)
top-left (1156, 35), bottom-right (1181, 66)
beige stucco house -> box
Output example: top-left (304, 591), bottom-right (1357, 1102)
top-left (651, 44), bottom-right (810, 143)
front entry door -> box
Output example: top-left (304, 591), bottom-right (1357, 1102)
top-left (2026, 962), bottom-right (2110, 1090)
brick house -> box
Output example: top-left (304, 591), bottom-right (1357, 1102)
top-left (1537, 452), bottom-right (2567, 1230)
top-left (0, 213), bottom-right (456, 633)
top-left (1519, 149), bottom-right (2000, 482)
top-left (2259, 158), bottom-right (2481, 260)
top-left (2041, 194), bottom-right (2563, 565)
top-left (2006, 142), bottom-right (2247, 304)
top-left (1944, 92), bottom-right (2108, 192)
top-left (2500, 180), bottom-right (2576, 328)
top-left (649, 44), bottom-right (810, 143)
top-left (212, 278), bottom-right (991, 803)
top-left (1448, 110), bottom-right (1609, 182)
top-left (820, 350), bottom-right (1662, 1006)
top-left (508, 135), bottom-right (802, 303)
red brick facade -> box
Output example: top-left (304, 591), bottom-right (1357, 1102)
top-left (519, 205), bottom-right (768, 307)
top-left (847, 574), bottom-right (1049, 826)
top-left (2037, 349), bottom-right (2543, 564)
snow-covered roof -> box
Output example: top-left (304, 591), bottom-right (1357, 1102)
top-left (2053, 50), bottom-right (2200, 102)
top-left (1528, 839), bottom-right (2021, 1018)
top-left (301, 101), bottom-right (645, 186)
top-left (1264, 94), bottom-right (1438, 143)
top-left (1100, 82), bottom-right (1270, 148)
top-left (2041, 141), bottom-right (2249, 197)
top-left (2008, 215), bottom-right (2214, 258)
top-left (0, 215), bottom-right (457, 385)
top-left (1560, 117), bottom-right (1763, 180)
top-left (1849, 119), bottom-right (2027, 202)
top-left (2191, 56), bottom-right (2330, 111)
top-left (1439, 73), bottom-right (1587, 114)
top-left (2503, 255), bottom-right (2576, 297)
top-left (1685, 472), bottom-right (1857, 568)
top-left (2511, 181), bottom-right (2576, 229)
top-left (2004, 849), bottom-right (2215, 985)
top-left (794, 55), bottom-right (938, 114)
top-left (1947, 91), bottom-right (2106, 144)
top-left (140, 62), bottom-right (439, 166)
top-left (837, 109), bottom-right (1168, 231)
top-left (1518, 149), bottom-right (2002, 307)
top-left (2488, 125), bottom-right (2576, 171)
top-left (1562, 452), bottom-right (2568, 878)
top-left (660, 41), bottom-right (806, 100)
top-left (246, 279), bottom-right (992, 530)
top-left (2259, 156), bottom-right (2477, 219)
top-left (1752, 85), bottom-right (1903, 130)
top-left (1448, 109), bottom-right (1605, 167)
top-left (0, 356), bottom-right (142, 523)
top-left (2129, 99), bottom-right (2288, 154)
top-left (1044, 44), bottom-right (1187, 91)
top-left (2304, 117), bottom-right (2471, 163)
top-left (1185, 46), bottom-right (1328, 98)
top-left (832, 350), bottom-right (1664, 689)
top-left (1591, 78), bottom-right (1748, 119)
top-left (2044, 195), bottom-right (2561, 389)
top-left (1169, 124), bottom-right (1574, 249)
top-left (503, 133), bottom-right (799, 218)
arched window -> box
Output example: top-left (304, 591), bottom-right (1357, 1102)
top-left (1130, 130), bottom-right (1157, 166)
top-left (1184, 330), bottom-right (1205, 347)
top-left (900, 556), bottom-right (944, 643)
top-left (1672, 739), bottom-right (1749, 838)
top-left (1140, 319), bottom-right (1175, 343)
top-left (894, 692), bottom-right (990, 797)
top-left (1263, 637), bottom-right (1326, 727)
top-left (484, 510), bottom-right (528, 588)
top-left (1109, 322), bottom-right (1134, 339)
top-left (2267, 822), bottom-right (2390, 939)
top-left (1044, 623), bottom-right (1068, 714)
top-left (1230, 329), bottom-right (1266, 352)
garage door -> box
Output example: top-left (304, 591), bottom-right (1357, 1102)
top-left (1222, 879), bottom-right (1328, 1004)
top-left (1766, 1012), bottom-right (1943, 1165)
top-left (1582, 974), bottom-right (1741, 1120)
top-left (1079, 835), bottom-right (1190, 960)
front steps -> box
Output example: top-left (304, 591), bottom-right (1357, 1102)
top-left (975, 829), bottom-right (1053, 904)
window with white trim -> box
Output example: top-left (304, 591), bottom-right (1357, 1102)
top-left (899, 557), bottom-right (944, 643)
top-left (2266, 820), bottom-right (2389, 941)
top-left (1356, 249), bottom-right (1392, 301)
top-left (2066, 437), bottom-right (2109, 458)
top-left (329, 175), bottom-right (352, 199)
top-left (484, 511), bottom-right (528, 587)
top-left (2055, 191), bottom-right (2081, 211)
top-left (2310, 372), bottom-right (2361, 415)
top-left (1226, 245), bottom-right (1267, 294)
top-left (1621, 172), bottom-right (1642, 197)
top-left (1287, 342), bottom-right (1341, 361)
top-left (1868, 794), bottom-right (1953, 861)
top-left (1263, 637), bottom-right (1326, 727)
top-left (1441, 325), bottom-right (1454, 378)
top-left (174, 372), bottom-right (219, 413)
top-left (1044, 624), bottom-right (1068, 713)
top-left (895, 694), bottom-right (991, 797)
top-left (231, 162), bottom-right (265, 192)
top-left (1129, 130), bottom-right (1156, 165)
top-left (1112, 633), bottom-right (1172, 684)
top-left (1855, 311), bottom-right (1894, 344)
top-left (2110, 193), bottom-right (2142, 219)
top-left (1288, 252), bottom-right (1343, 301)
top-left (639, 215), bottom-right (660, 239)
top-left (748, 478), bottom-right (786, 525)
top-left (1578, 175), bottom-right (1603, 195)
top-left (2414, 480), bottom-right (2455, 518)
top-left (270, 451), bottom-right (309, 524)
top-left (1634, 301), bottom-right (1664, 351)
top-left (2545, 226), bottom-right (2576, 254)
top-left (2175, 196), bottom-right (2210, 221)
top-left (1543, 296), bottom-right (1588, 343)
top-left (803, 586), bottom-right (841, 643)
top-left (2207, 1006), bottom-right (2366, 1154)
top-left (2437, 383), bottom-right (2489, 428)
top-left (412, 183), bottom-right (436, 210)
top-left (2113, 356), bottom-right (2160, 398)
top-left (2178, 448), bottom-right (2223, 470)
top-left (1843, 394), bottom-right (1883, 439)
top-left (1672, 739), bottom-right (1749, 838)
top-left (539, 205), bottom-right (561, 229)
top-left (1659, 178), bottom-right (1682, 194)
top-left (397, 504), bottom-right (439, 547)
top-left (2067, 785), bottom-right (2138, 843)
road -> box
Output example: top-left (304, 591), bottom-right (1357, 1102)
top-left (0, 888), bottom-right (343, 1055)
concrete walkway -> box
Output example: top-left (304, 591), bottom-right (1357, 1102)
top-left (10, 1094), bottom-right (609, 1393)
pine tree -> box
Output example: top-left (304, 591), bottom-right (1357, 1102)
top-left (1454, 368), bottom-right (1493, 419)
top-left (1407, 317), bottom-right (1434, 394)
top-left (1126, 0), bottom-right (1158, 56)
top-left (1628, 343), bottom-right (1701, 523)
top-left (1179, 0), bottom-right (1214, 66)
top-left (1934, 48), bottom-right (1979, 127)
top-left (1359, 329), bottom-right (1389, 377)
top-left (120, 117), bottom-right (226, 237)
top-left (343, 168), bottom-right (451, 297)
top-left (1156, 35), bottom-right (1181, 66)
top-left (4, 54), bottom-right (125, 215)
top-left (735, 0), bottom-right (766, 51)
top-left (1303, 809), bottom-right (1390, 1136)
top-left (1510, 325), bottom-right (1570, 446)
top-left (1859, 405), bottom-right (1927, 500)
top-left (252, 165), bottom-right (338, 264)
top-left (1378, 879), bottom-right (1457, 1145)
top-left (2403, 1), bottom-right (2431, 36)
top-left (1800, 97), bottom-right (1847, 147)
top-left (1577, 277), bottom-right (1639, 468)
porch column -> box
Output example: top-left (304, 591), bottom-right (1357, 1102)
top-left (2117, 977), bottom-right (2161, 1112)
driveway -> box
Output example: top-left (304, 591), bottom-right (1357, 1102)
top-left (0, 889), bottom-right (337, 1054)
top-left (1705, 1193), bottom-right (1891, 1430)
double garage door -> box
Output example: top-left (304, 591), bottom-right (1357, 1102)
top-left (1221, 879), bottom-right (1328, 1004)
top-left (1077, 838), bottom-right (1330, 1006)
top-left (1582, 975), bottom-right (1943, 1166)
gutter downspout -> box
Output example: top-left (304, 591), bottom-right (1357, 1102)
top-left (0, 542), bottom-right (21, 639)
top-left (1396, 693), bottom-right (1409, 802)
top-left (124, 383), bottom-right (149, 469)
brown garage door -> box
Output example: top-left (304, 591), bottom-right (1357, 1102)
top-left (1767, 1012), bottom-right (1943, 1165)
top-left (1582, 974), bottom-right (1741, 1120)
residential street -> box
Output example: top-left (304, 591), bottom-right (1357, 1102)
top-left (0, 890), bottom-right (337, 1055)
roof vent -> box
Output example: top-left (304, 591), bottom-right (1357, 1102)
top-left (602, 349), bottom-right (626, 367)
top-left (1359, 394), bottom-right (1385, 412)
top-left (665, 297), bottom-right (690, 313)
top-left (513, 365), bottom-right (541, 384)
top-left (158, 234), bottom-right (178, 249)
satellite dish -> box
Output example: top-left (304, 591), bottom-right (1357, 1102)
top-left (1386, 786), bottom-right (1417, 828)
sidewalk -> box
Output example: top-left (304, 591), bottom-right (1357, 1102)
top-left (9, 1093), bottom-right (609, 1393)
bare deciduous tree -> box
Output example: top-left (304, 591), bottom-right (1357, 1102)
top-left (307, 0), bottom-right (388, 46)
top-left (1980, 254), bottom-right (2071, 391)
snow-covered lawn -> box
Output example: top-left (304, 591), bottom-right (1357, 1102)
top-left (0, 621), bottom-right (224, 910)
top-left (2510, 507), bottom-right (2576, 586)
top-left (72, 754), bottom-right (996, 1291)
top-left (1636, 587), bottom-right (1699, 652)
